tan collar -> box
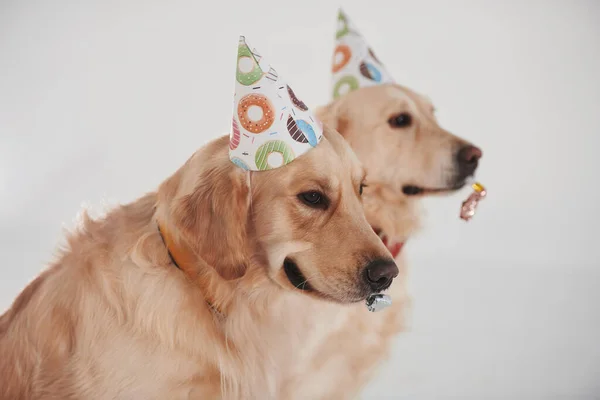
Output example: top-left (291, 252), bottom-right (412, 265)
top-left (157, 223), bottom-right (226, 317)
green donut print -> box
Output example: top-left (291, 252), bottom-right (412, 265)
top-left (333, 75), bottom-right (359, 99)
top-left (236, 43), bottom-right (263, 86)
top-left (255, 140), bottom-right (295, 170)
top-left (336, 12), bottom-right (350, 39)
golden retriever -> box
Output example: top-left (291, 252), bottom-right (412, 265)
top-left (0, 124), bottom-right (401, 399)
top-left (313, 83), bottom-right (483, 393)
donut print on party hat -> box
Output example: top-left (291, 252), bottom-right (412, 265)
top-left (237, 93), bottom-right (275, 134)
top-left (359, 61), bottom-right (382, 83)
top-left (255, 140), bottom-right (295, 171)
top-left (368, 47), bottom-right (380, 64)
top-left (332, 44), bottom-right (352, 73)
top-left (237, 41), bottom-right (263, 86)
top-left (333, 75), bottom-right (359, 99)
top-left (229, 36), bottom-right (324, 171)
top-left (336, 10), bottom-right (352, 39)
top-left (287, 85), bottom-right (308, 111)
top-left (231, 157), bottom-right (250, 170)
top-left (330, 9), bottom-right (395, 100)
top-left (230, 117), bottom-right (241, 150)
top-left (286, 116), bottom-right (318, 147)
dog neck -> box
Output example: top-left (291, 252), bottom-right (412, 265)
top-left (156, 222), bottom-right (228, 317)
top-left (364, 183), bottom-right (420, 258)
top-left (372, 227), bottom-right (406, 259)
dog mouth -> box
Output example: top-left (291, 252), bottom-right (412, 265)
top-left (282, 258), bottom-right (368, 303)
top-left (402, 181), bottom-right (467, 196)
top-left (283, 258), bottom-right (314, 292)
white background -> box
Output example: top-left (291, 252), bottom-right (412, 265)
top-left (1, 0), bottom-right (599, 398)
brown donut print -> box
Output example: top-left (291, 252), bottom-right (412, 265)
top-left (287, 85), bottom-right (308, 111)
top-left (237, 94), bottom-right (275, 134)
top-left (368, 48), bottom-right (380, 64)
top-left (359, 61), bottom-right (373, 80)
top-left (332, 44), bottom-right (352, 73)
top-left (287, 115), bottom-right (308, 144)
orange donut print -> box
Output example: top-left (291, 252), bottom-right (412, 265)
top-left (237, 93), bottom-right (275, 134)
top-left (332, 44), bottom-right (352, 73)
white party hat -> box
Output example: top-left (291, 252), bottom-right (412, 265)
top-left (229, 36), bottom-right (324, 171)
top-left (331, 9), bottom-right (394, 99)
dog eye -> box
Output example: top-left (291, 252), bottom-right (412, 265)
top-left (298, 191), bottom-right (328, 209)
top-left (388, 113), bottom-right (412, 128)
top-left (359, 184), bottom-right (367, 196)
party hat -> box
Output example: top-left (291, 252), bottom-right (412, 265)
top-left (331, 9), bottom-right (394, 99)
top-left (229, 36), bottom-right (324, 171)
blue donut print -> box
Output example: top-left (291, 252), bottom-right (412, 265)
top-left (230, 157), bottom-right (250, 170)
top-left (296, 120), bottom-right (318, 147)
top-left (365, 63), bottom-right (382, 83)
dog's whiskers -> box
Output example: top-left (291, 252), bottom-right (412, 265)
top-left (294, 270), bottom-right (321, 291)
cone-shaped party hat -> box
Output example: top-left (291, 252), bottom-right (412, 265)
top-left (331, 9), bottom-right (394, 99)
top-left (230, 36), bottom-right (324, 171)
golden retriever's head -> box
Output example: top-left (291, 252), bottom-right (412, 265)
top-left (317, 84), bottom-right (482, 199)
top-left (157, 127), bottom-right (397, 304)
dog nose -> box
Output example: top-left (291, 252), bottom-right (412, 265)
top-left (456, 145), bottom-right (482, 178)
top-left (364, 259), bottom-right (399, 292)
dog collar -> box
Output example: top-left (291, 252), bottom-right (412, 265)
top-left (157, 224), bottom-right (182, 271)
top-left (156, 223), bottom-right (225, 317)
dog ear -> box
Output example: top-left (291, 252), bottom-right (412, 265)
top-left (315, 102), bottom-right (351, 138)
top-left (158, 138), bottom-right (250, 280)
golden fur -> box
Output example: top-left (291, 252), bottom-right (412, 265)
top-left (0, 126), bottom-right (402, 399)
top-left (0, 82), bottom-right (480, 399)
